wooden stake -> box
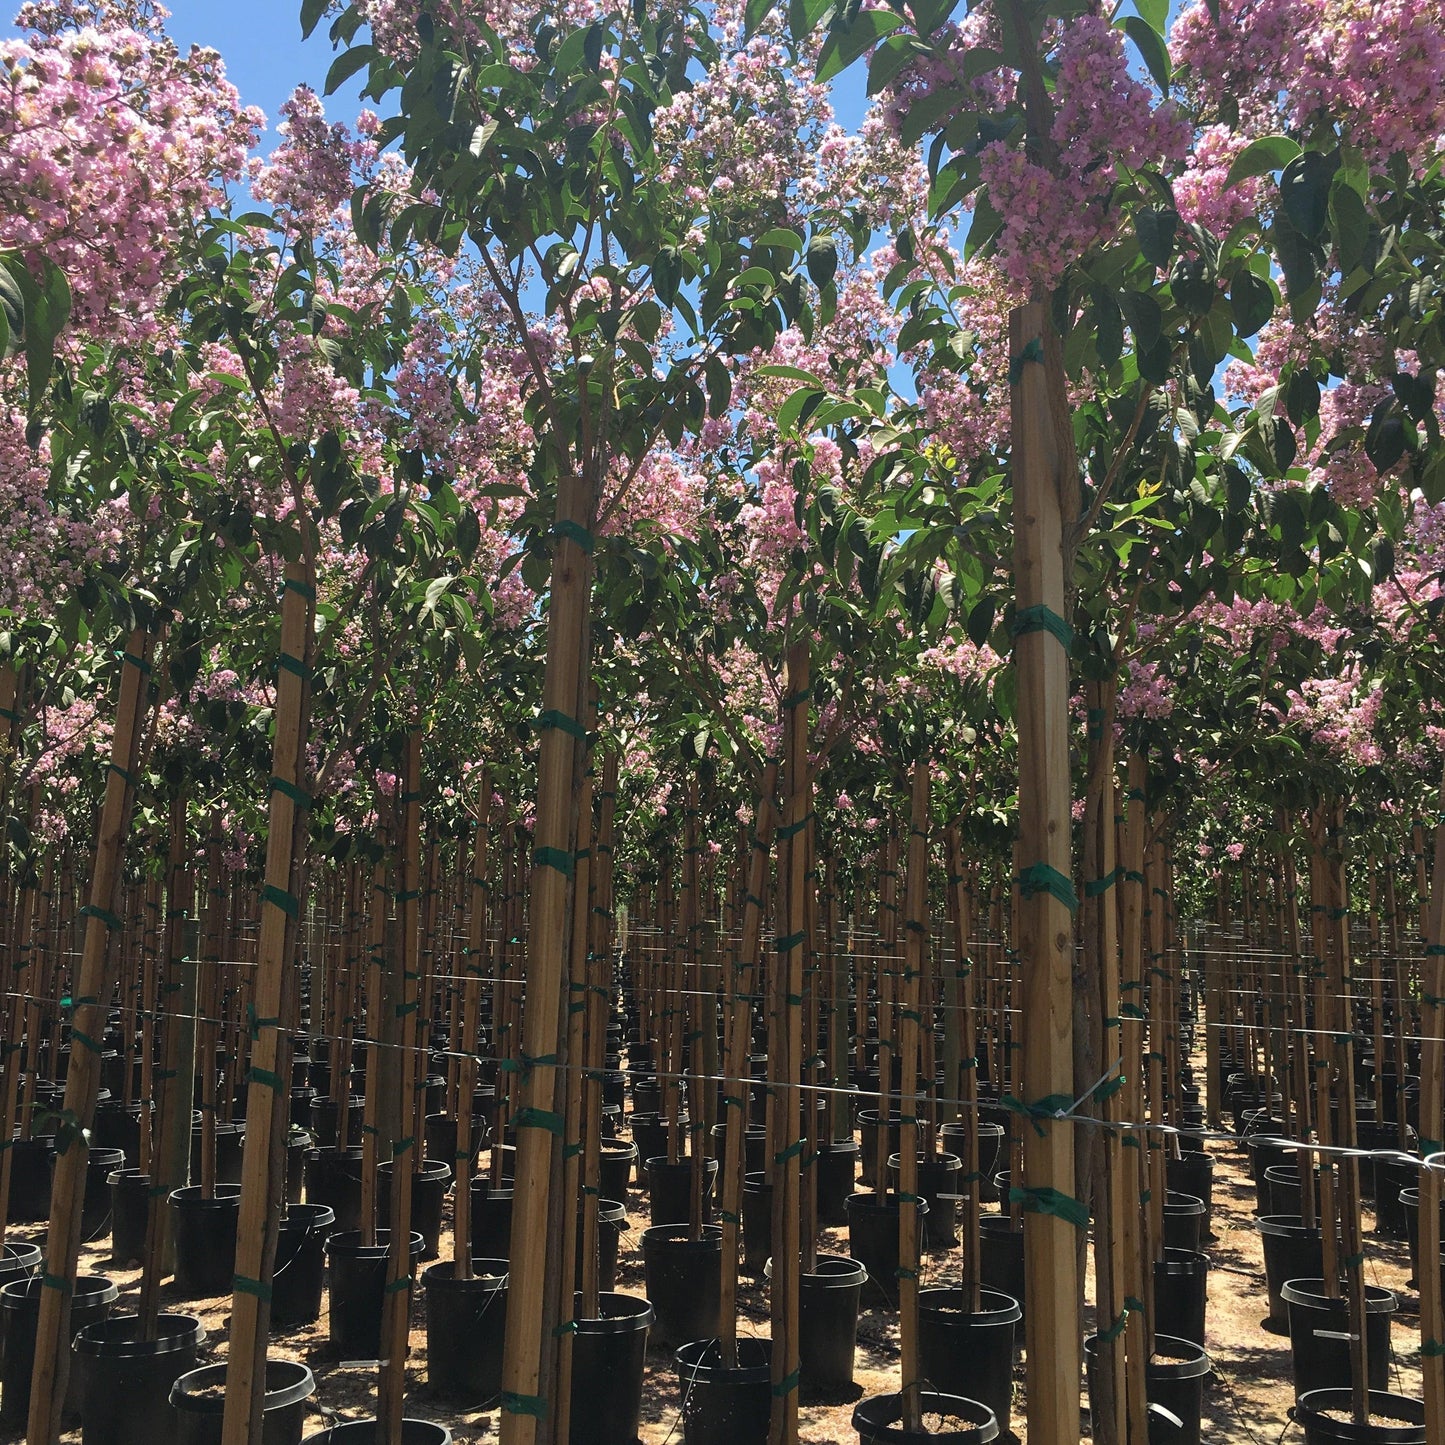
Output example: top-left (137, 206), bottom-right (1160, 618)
top-left (220, 566), bottom-right (314, 1445)
top-left (27, 628), bottom-right (156, 1445)
top-left (1010, 299), bottom-right (1080, 1445)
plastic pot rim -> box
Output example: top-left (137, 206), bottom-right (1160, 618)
top-left (1290, 1388), bottom-right (1425, 1439)
top-left (0, 1273), bottom-right (118, 1310)
top-left (639, 1223), bottom-right (723, 1253)
top-left (376, 1157), bottom-right (454, 1183)
top-left (281, 1204), bottom-right (337, 1232)
top-left (73, 1311), bottom-right (206, 1357)
top-left (851, 1388), bottom-right (1000, 1443)
top-left (917, 1286), bottom-right (1022, 1326)
top-left (421, 1260), bottom-right (509, 1288)
top-left (324, 1228), bottom-right (426, 1260)
top-left (570, 1289), bottom-right (655, 1335)
top-left (169, 1358), bottom-right (314, 1414)
top-left (168, 1183), bottom-right (243, 1208)
top-left (1280, 1278), bottom-right (1397, 1313)
top-left (300, 1418), bottom-right (452, 1445)
top-left (673, 1335), bottom-right (771, 1382)
top-left (1258, 1214), bottom-right (1327, 1239)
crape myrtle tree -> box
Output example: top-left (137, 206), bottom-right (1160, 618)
top-left (305, 0), bottom-right (874, 1439)
top-left (762, 0), bottom-right (1445, 1439)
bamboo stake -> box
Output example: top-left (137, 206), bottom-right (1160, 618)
top-left (1118, 754), bottom-right (1151, 1439)
top-left (454, 790), bottom-right (491, 1281)
top-left (769, 645), bottom-right (808, 1445)
top-left (718, 765), bottom-right (778, 1369)
top-left (27, 627), bottom-right (156, 1445)
top-left (220, 565), bottom-right (314, 1445)
top-left (1418, 762), bottom-right (1445, 1445)
top-left (944, 826), bottom-right (981, 1310)
top-left (379, 731), bottom-right (424, 1445)
top-left (898, 761), bottom-right (929, 1434)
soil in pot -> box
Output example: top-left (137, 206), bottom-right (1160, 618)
top-left (1291, 1389), bottom-right (1426, 1444)
top-left (852, 1389), bottom-right (999, 1445)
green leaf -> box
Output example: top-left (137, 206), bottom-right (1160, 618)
top-left (325, 44), bottom-right (374, 95)
top-left (1279, 150), bottom-right (1337, 242)
top-left (1328, 175), bottom-right (1369, 275)
top-left (1365, 404), bottom-right (1406, 473)
top-left (817, 8), bottom-right (903, 84)
top-left (1135, 206), bottom-right (1178, 268)
top-left (1120, 16), bottom-right (1170, 92)
top-left (1224, 135), bottom-right (1302, 190)
top-left (22, 262), bottom-right (70, 410)
top-left (1229, 270), bottom-right (1274, 337)
top-left (456, 507), bottom-right (481, 562)
top-left (301, 0), bottom-right (329, 40)
top-left (805, 235), bottom-right (838, 288)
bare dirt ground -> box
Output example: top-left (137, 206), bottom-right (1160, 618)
top-left (0, 1120), bottom-right (1429, 1444)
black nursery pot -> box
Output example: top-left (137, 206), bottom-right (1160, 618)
top-left (844, 1190), bottom-right (928, 1310)
top-left (640, 1224), bottom-right (722, 1349)
top-left (1399, 1186), bottom-right (1445, 1285)
top-left (852, 1390), bottom-right (999, 1445)
top-left (1085, 1331), bottom-right (1211, 1445)
top-left (469, 1177), bottom-right (514, 1260)
top-left (765, 1254), bottom-right (867, 1395)
top-left (1372, 1155), bottom-right (1417, 1241)
top-left (422, 1259), bottom-right (508, 1404)
top-left (1258, 1216), bottom-right (1325, 1329)
top-left (0, 1239), bottom-right (42, 1289)
top-left (270, 1204), bottom-right (336, 1330)
top-left (301, 1422), bottom-right (451, 1445)
top-left (598, 1140), bottom-right (637, 1201)
top-left (1162, 1191), bottom-right (1207, 1253)
top-left (1281, 1279), bottom-right (1395, 1400)
top-left (377, 1157), bottom-right (453, 1261)
top-left (169, 1184), bottom-right (242, 1297)
top-left (170, 1359), bottom-right (315, 1445)
top-left (674, 1336), bottom-right (773, 1445)
top-left (916, 1287), bottom-right (1021, 1433)
top-left (569, 1292), bottom-right (654, 1445)
top-left (1166, 1151), bottom-right (1215, 1230)
top-left (577, 1199), bottom-right (627, 1292)
top-left (107, 1168), bottom-right (151, 1268)
top-left (73, 1146), bottom-right (125, 1244)
top-left (1153, 1248), bottom-right (1210, 1347)
top-left (977, 1217), bottom-right (1026, 1315)
top-left (5, 1134), bottom-right (53, 1221)
top-left (1291, 1389), bottom-right (1426, 1444)
top-left (302, 1145), bottom-right (364, 1233)
top-left (0, 1274), bottom-right (118, 1427)
top-left (742, 1172), bottom-right (774, 1275)
top-left (74, 1312), bottom-right (206, 1445)
top-left (816, 1141), bottom-right (861, 1224)
top-left (324, 1229), bottom-right (424, 1358)
top-left (645, 1155), bottom-right (717, 1228)
top-left (887, 1152), bottom-right (962, 1249)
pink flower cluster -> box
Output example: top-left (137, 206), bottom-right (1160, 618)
top-left (980, 12), bottom-right (1190, 290)
top-left (1, 0), bottom-right (262, 337)
top-left (250, 87), bottom-right (378, 234)
top-left (1172, 0), bottom-right (1445, 174)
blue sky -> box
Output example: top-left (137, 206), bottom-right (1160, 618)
top-left (155, 0), bottom-right (874, 149)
